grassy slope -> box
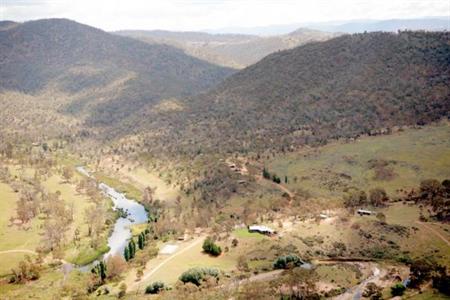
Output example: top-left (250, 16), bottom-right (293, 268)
top-left (268, 124), bottom-right (450, 199)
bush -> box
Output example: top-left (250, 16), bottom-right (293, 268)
top-left (273, 254), bottom-right (303, 269)
top-left (202, 237), bottom-right (222, 256)
top-left (391, 283), bottom-right (406, 296)
top-left (118, 283), bottom-right (127, 298)
top-left (179, 267), bottom-right (219, 286)
top-left (145, 281), bottom-right (165, 294)
top-left (363, 282), bottom-right (382, 299)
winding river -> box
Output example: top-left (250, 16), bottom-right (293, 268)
top-left (75, 167), bottom-right (148, 264)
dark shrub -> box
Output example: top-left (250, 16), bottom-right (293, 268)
top-left (273, 254), bottom-right (303, 269)
top-left (179, 267), bottom-right (219, 286)
top-left (391, 283), bottom-right (406, 296)
top-left (202, 237), bottom-right (222, 256)
top-left (145, 281), bottom-right (165, 294)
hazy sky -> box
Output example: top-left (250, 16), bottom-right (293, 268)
top-left (1, 0), bottom-right (449, 31)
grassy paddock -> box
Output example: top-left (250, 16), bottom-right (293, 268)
top-left (268, 124), bottom-right (450, 199)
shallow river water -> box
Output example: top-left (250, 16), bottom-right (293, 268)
top-left (75, 167), bottom-right (148, 265)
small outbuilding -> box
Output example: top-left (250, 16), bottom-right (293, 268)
top-left (248, 225), bottom-right (276, 235)
top-left (357, 209), bottom-right (373, 216)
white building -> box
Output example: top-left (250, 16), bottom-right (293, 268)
top-left (248, 225), bottom-right (275, 235)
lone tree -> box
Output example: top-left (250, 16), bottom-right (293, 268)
top-left (124, 247), bottom-right (130, 261)
top-left (62, 166), bottom-right (74, 183)
top-left (127, 239), bottom-right (136, 259)
top-left (138, 232), bottom-right (146, 250)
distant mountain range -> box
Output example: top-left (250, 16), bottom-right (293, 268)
top-left (115, 28), bottom-right (340, 68)
top-left (206, 16), bottom-right (450, 35)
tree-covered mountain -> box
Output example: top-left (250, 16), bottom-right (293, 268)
top-left (140, 31), bottom-right (449, 156)
top-left (0, 19), bottom-right (234, 131)
top-left (116, 28), bottom-right (339, 68)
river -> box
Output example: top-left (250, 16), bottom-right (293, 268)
top-left (75, 166), bottom-right (148, 264)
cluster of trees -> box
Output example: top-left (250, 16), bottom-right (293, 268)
top-left (90, 255), bottom-right (127, 287)
top-left (344, 187), bottom-right (389, 208)
top-left (9, 255), bottom-right (41, 284)
top-left (76, 177), bottom-right (110, 249)
top-left (411, 179), bottom-right (450, 221)
top-left (262, 167), bottom-right (281, 184)
top-left (141, 186), bottom-right (166, 222)
top-left (408, 258), bottom-right (450, 295)
top-left (84, 203), bottom-right (107, 248)
top-left (40, 191), bottom-right (74, 255)
top-left (92, 261), bottom-right (107, 282)
top-left (202, 237), bottom-right (222, 256)
top-left (124, 229), bottom-right (150, 261)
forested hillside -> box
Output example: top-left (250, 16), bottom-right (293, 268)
top-left (138, 31), bottom-right (449, 157)
top-left (0, 19), bottom-right (234, 134)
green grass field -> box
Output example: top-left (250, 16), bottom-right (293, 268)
top-left (95, 171), bottom-right (144, 202)
top-left (232, 228), bottom-right (268, 240)
top-left (268, 124), bottom-right (450, 199)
